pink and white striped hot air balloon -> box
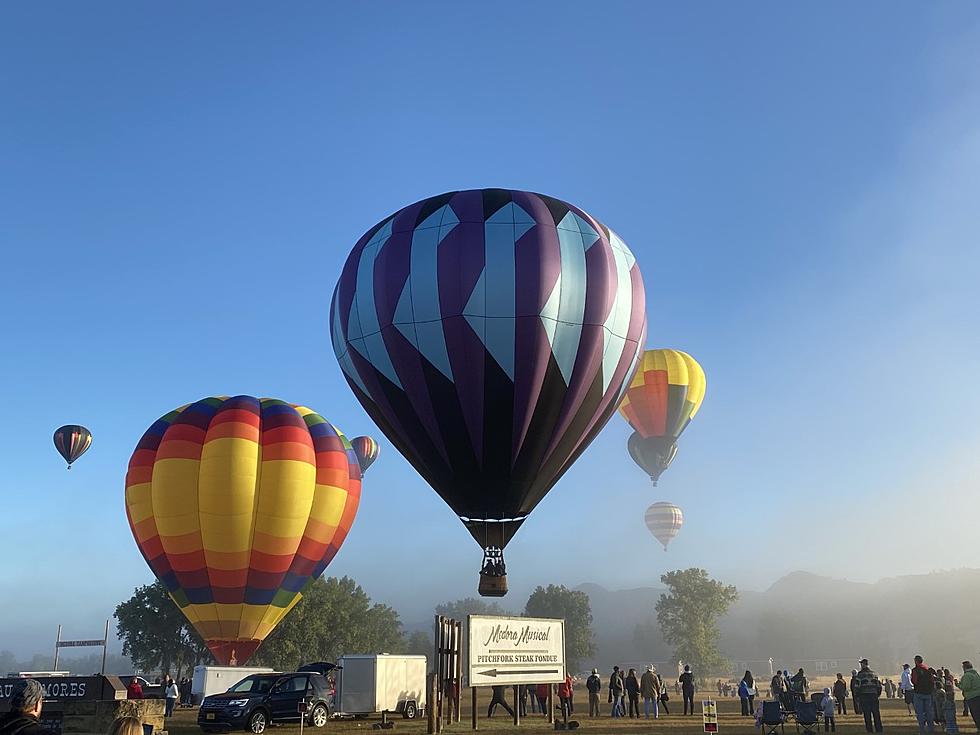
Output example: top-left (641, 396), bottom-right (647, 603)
top-left (645, 501), bottom-right (683, 550)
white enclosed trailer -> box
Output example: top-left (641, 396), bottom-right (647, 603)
top-left (336, 655), bottom-right (426, 719)
top-left (191, 665), bottom-right (276, 704)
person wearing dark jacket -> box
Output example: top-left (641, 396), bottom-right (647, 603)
top-left (679, 665), bottom-right (696, 715)
top-left (855, 658), bottom-right (884, 733)
top-left (833, 673), bottom-right (849, 715)
top-left (0, 679), bottom-right (56, 735)
top-left (586, 669), bottom-right (602, 718)
top-left (739, 671), bottom-right (756, 717)
top-left (851, 670), bottom-right (864, 716)
top-left (487, 685), bottom-right (515, 719)
top-left (609, 667), bottom-right (625, 717)
top-left (625, 669), bottom-right (641, 718)
top-left (911, 655), bottom-right (936, 735)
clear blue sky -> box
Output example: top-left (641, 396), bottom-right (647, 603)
top-left (2, 2), bottom-right (980, 657)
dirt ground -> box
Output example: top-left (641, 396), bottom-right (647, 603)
top-left (165, 692), bottom-right (936, 735)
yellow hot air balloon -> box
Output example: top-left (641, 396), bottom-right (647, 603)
top-left (645, 501), bottom-right (683, 550)
top-left (620, 349), bottom-right (706, 483)
top-left (125, 396), bottom-right (362, 665)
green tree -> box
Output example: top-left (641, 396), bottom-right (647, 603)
top-left (523, 585), bottom-right (595, 671)
top-left (115, 581), bottom-right (210, 678)
top-left (655, 568), bottom-right (738, 678)
top-left (435, 598), bottom-right (508, 619)
top-left (403, 631), bottom-right (433, 658)
top-left (254, 577), bottom-right (403, 670)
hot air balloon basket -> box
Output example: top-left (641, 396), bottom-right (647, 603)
top-left (478, 572), bottom-right (508, 597)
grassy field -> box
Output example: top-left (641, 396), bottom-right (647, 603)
top-left (165, 694), bottom-right (933, 735)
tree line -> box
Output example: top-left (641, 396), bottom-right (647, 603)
top-left (112, 568), bottom-right (736, 679)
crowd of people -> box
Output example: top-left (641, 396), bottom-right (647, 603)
top-left (124, 674), bottom-right (191, 716)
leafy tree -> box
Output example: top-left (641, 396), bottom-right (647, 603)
top-left (0, 650), bottom-right (17, 676)
top-left (403, 631), bottom-right (433, 658)
top-left (523, 585), bottom-right (595, 671)
top-left (655, 568), bottom-right (738, 679)
top-left (435, 598), bottom-right (508, 619)
top-left (254, 577), bottom-right (403, 670)
top-left (115, 581), bottom-right (210, 678)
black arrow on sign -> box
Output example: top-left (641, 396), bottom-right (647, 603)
top-left (477, 669), bottom-right (560, 678)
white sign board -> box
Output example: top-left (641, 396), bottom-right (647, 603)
top-left (467, 615), bottom-right (565, 687)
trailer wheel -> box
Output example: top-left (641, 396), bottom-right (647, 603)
top-left (403, 701), bottom-right (418, 720)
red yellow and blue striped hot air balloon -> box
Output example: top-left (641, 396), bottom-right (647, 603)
top-left (350, 436), bottom-right (380, 475)
top-left (645, 501), bottom-right (683, 551)
top-left (53, 424), bottom-right (92, 469)
top-left (619, 349), bottom-right (706, 484)
top-left (124, 396), bottom-right (362, 666)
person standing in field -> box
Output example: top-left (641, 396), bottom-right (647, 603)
top-left (640, 665), bottom-right (660, 719)
top-left (739, 671), bottom-right (756, 717)
top-left (855, 658), bottom-right (884, 733)
top-left (821, 687), bottom-right (837, 732)
top-left (912, 655), bottom-right (937, 734)
top-left (833, 673), bottom-right (849, 715)
top-left (956, 661), bottom-right (980, 732)
top-left (902, 664), bottom-right (915, 716)
top-left (586, 669), bottom-right (602, 717)
top-left (165, 677), bottom-right (179, 717)
top-left (535, 683), bottom-right (550, 716)
top-left (487, 685), bottom-right (515, 719)
top-left (679, 665), bottom-right (696, 715)
top-left (609, 666), bottom-right (625, 717)
top-left (658, 669), bottom-right (671, 715)
top-left (852, 669), bottom-right (864, 716)
top-left (625, 668), bottom-right (640, 718)
top-left (557, 675), bottom-right (573, 719)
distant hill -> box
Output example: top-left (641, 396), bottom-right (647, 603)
top-left (577, 568), bottom-right (980, 675)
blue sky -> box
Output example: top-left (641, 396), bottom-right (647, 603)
top-left (2, 2), bottom-right (980, 657)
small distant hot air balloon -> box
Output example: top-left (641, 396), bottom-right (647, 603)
top-left (53, 425), bottom-right (92, 469)
top-left (620, 349), bottom-right (705, 484)
top-left (331, 188), bottom-right (647, 596)
top-left (350, 436), bottom-right (380, 475)
top-left (645, 501), bottom-right (683, 550)
top-left (125, 396), bottom-right (362, 665)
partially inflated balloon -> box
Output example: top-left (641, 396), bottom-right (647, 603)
top-left (620, 349), bottom-right (705, 483)
top-left (331, 189), bottom-right (646, 593)
top-left (125, 396), bottom-right (361, 665)
top-left (645, 501), bottom-right (683, 550)
top-left (53, 425), bottom-right (92, 469)
top-left (350, 436), bottom-right (380, 475)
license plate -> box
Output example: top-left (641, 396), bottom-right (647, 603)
top-left (206, 714), bottom-right (216, 720)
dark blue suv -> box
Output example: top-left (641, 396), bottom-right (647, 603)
top-left (198, 672), bottom-right (332, 734)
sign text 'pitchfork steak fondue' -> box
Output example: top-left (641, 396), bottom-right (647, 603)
top-left (467, 615), bottom-right (566, 686)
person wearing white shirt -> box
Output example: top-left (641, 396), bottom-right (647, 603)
top-left (900, 664), bottom-right (914, 716)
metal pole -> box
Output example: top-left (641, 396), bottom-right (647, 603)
top-left (101, 620), bottom-right (109, 675)
top-left (471, 687), bottom-right (478, 731)
top-left (53, 625), bottom-right (62, 671)
top-left (547, 685), bottom-right (554, 724)
top-left (512, 685), bottom-right (519, 726)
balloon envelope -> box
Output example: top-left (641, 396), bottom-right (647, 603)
top-left (645, 501), bottom-right (683, 550)
top-left (620, 349), bottom-right (705, 481)
top-left (53, 424), bottom-right (92, 468)
top-left (350, 436), bottom-right (380, 475)
top-left (331, 188), bottom-right (646, 550)
top-left (124, 396), bottom-right (361, 665)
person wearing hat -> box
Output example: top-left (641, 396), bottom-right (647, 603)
top-left (0, 679), bottom-right (56, 735)
top-left (586, 668), bottom-right (602, 718)
top-left (854, 658), bottom-right (883, 733)
top-left (640, 665), bottom-right (661, 719)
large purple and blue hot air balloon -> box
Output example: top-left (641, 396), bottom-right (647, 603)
top-left (330, 188), bottom-right (647, 595)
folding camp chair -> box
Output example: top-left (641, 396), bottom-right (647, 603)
top-left (794, 701), bottom-right (819, 735)
top-left (762, 701), bottom-right (786, 735)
